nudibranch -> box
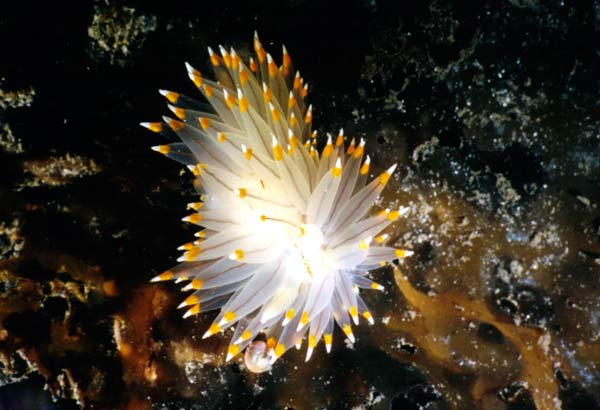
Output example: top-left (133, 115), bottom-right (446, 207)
top-left (142, 33), bottom-right (412, 368)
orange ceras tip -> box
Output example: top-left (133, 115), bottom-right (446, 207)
top-left (269, 343), bottom-right (286, 364)
top-left (371, 282), bottom-right (385, 291)
top-left (375, 233), bottom-right (388, 244)
top-left (219, 45), bottom-right (232, 67)
top-left (159, 89), bottom-right (180, 103)
top-left (163, 116), bottom-right (184, 131)
top-left (262, 82), bottom-right (272, 102)
top-left (289, 111), bottom-right (297, 126)
top-left (335, 128), bottom-right (344, 146)
top-left (249, 56), bottom-right (258, 72)
top-left (267, 54), bottom-right (277, 77)
top-left (387, 208), bottom-right (401, 221)
top-left (296, 311), bottom-right (310, 331)
top-left (358, 237), bottom-right (371, 251)
top-left (202, 322), bottom-right (222, 339)
top-left (226, 344), bottom-right (240, 362)
top-left (235, 329), bottom-right (252, 344)
top-left (178, 294), bottom-right (199, 309)
top-left (150, 270), bottom-right (174, 282)
top-left (145, 34), bottom-right (410, 368)
top-left (177, 247), bottom-right (201, 262)
top-left (140, 122), bottom-right (163, 133)
top-left (324, 334), bottom-right (333, 352)
top-left (293, 71), bottom-right (302, 89)
top-left (281, 308), bottom-right (295, 326)
top-left (229, 249), bottom-right (244, 260)
top-left (177, 241), bottom-right (195, 251)
top-left (181, 278), bottom-right (203, 292)
top-left (271, 103), bottom-right (281, 122)
top-left (331, 157), bottom-right (342, 178)
top-left (222, 89), bottom-right (234, 109)
top-left (207, 46), bottom-right (220, 66)
top-left (346, 137), bottom-right (356, 155)
top-left (307, 333), bottom-right (318, 348)
top-left (230, 47), bottom-right (240, 70)
top-left (183, 304), bottom-right (200, 318)
top-left (342, 324), bottom-right (355, 343)
top-left (379, 163), bottom-right (398, 185)
top-left (253, 32), bottom-right (266, 62)
top-left (287, 90), bottom-right (296, 108)
top-left (187, 202), bottom-right (203, 210)
top-left (182, 213), bottom-right (202, 223)
top-left (363, 311), bottom-right (375, 324)
top-left (239, 68), bottom-right (250, 86)
top-left (322, 135), bottom-right (333, 158)
top-left (151, 145), bottom-right (170, 155)
top-left (237, 88), bottom-right (249, 112)
top-left (395, 249), bottom-right (414, 258)
top-left (168, 104), bottom-right (186, 120)
top-left (349, 306), bottom-right (359, 325)
top-left (185, 62), bottom-right (203, 87)
top-left (235, 187), bottom-right (247, 198)
top-left (272, 135), bottom-right (284, 161)
top-left (288, 129), bottom-right (298, 149)
top-left (203, 84), bottom-right (214, 97)
top-left (282, 44), bottom-right (291, 68)
top-left (187, 164), bottom-right (201, 176)
top-left (353, 138), bottom-right (365, 159)
top-left (218, 311), bottom-right (237, 326)
top-left (304, 104), bottom-right (312, 123)
top-left (360, 155), bottom-right (371, 175)
top-left (199, 117), bottom-right (211, 130)
top-left (241, 144), bottom-right (253, 160)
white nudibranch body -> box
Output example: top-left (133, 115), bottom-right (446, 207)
top-left (143, 34), bottom-right (413, 367)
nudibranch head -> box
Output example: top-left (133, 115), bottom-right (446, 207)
top-left (143, 33), bottom-right (412, 369)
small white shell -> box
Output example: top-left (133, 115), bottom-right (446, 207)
top-left (244, 340), bottom-right (271, 373)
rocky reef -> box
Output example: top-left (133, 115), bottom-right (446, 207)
top-left (0, 1), bottom-right (598, 409)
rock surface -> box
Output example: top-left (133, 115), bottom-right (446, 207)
top-left (0, 1), bottom-right (599, 409)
